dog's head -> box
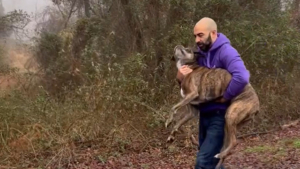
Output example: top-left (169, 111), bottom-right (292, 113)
top-left (172, 45), bottom-right (201, 69)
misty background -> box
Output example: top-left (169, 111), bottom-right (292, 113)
top-left (2, 0), bottom-right (52, 41)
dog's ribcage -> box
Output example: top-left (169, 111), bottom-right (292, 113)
top-left (182, 67), bottom-right (232, 102)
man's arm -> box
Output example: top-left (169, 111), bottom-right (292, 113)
top-left (176, 65), bottom-right (193, 86)
top-left (221, 46), bottom-right (250, 101)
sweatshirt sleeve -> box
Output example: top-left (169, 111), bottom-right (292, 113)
top-left (220, 46), bottom-right (250, 100)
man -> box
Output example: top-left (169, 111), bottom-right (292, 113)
top-left (176, 17), bottom-right (250, 169)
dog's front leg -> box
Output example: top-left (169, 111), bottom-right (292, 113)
top-left (167, 107), bottom-right (197, 142)
top-left (172, 91), bottom-right (199, 111)
top-left (165, 109), bottom-right (176, 128)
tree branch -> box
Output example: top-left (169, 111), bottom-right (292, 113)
top-left (64, 0), bottom-right (77, 28)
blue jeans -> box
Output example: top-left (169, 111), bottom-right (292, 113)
top-left (195, 109), bottom-right (226, 169)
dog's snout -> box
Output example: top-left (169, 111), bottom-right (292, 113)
top-left (174, 45), bottom-right (185, 52)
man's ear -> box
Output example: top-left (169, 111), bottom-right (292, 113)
top-left (211, 30), bottom-right (217, 37)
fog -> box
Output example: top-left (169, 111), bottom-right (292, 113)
top-left (2, 0), bottom-right (53, 41)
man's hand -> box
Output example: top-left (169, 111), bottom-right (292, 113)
top-left (179, 65), bottom-right (193, 75)
top-left (176, 65), bottom-right (193, 83)
top-left (215, 97), bottom-right (228, 103)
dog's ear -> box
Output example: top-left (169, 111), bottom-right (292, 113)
top-left (192, 45), bottom-right (205, 59)
top-left (191, 45), bottom-right (198, 53)
top-left (171, 55), bottom-right (175, 61)
top-left (193, 51), bottom-right (204, 61)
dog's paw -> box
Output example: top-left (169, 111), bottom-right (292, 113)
top-left (172, 106), bottom-right (179, 112)
top-left (214, 153), bottom-right (226, 159)
top-left (167, 135), bottom-right (175, 142)
top-left (214, 154), bottom-right (220, 159)
top-left (171, 104), bottom-right (180, 111)
top-left (165, 120), bottom-right (171, 128)
top-left (165, 116), bottom-right (174, 128)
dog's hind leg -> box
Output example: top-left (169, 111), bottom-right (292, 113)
top-left (215, 122), bottom-right (237, 158)
top-left (220, 122), bottom-right (229, 153)
top-left (215, 158), bottom-right (224, 169)
top-left (215, 123), bottom-right (230, 169)
top-left (214, 107), bottom-right (239, 161)
top-left (216, 102), bottom-right (258, 160)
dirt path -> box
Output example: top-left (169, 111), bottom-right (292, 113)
top-left (0, 44), bottom-right (38, 95)
top-left (64, 121), bottom-right (300, 169)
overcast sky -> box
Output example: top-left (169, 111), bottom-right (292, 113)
top-left (2, 0), bottom-right (53, 40)
top-left (3, 0), bottom-right (52, 14)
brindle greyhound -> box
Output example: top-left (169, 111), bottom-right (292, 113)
top-left (165, 45), bottom-right (260, 169)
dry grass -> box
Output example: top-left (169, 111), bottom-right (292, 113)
top-left (0, 67), bottom-right (299, 168)
top-left (0, 37), bottom-right (299, 167)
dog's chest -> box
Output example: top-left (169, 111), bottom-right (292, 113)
top-left (176, 61), bottom-right (183, 70)
top-left (180, 88), bottom-right (201, 104)
top-left (180, 88), bottom-right (185, 98)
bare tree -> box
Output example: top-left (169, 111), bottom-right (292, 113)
top-left (52, 0), bottom-right (92, 18)
top-left (0, 0), bottom-right (4, 16)
top-left (0, 10), bottom-right (30, 39)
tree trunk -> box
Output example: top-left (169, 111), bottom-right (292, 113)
top-left (84, 0), bottom-right (91, 18)
top-left (120, 0), bottom-right (143, 52)
top-left (291, 0), bottom-right (300, 27)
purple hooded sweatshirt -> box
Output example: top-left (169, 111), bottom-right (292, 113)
top-left (197, 33), bottom-right (250, 112)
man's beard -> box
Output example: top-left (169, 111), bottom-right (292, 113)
top-left (197, 34), bottom-right (212, 52)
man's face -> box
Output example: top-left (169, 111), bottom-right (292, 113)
top-left (194, 31), bottom-right (212, 52)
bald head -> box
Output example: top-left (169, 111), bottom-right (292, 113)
top-left (194, 17), bottom-right (217, 32)
top-left (193, 17), bottom-right (218, 52)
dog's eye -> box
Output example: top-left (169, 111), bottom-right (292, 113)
top-left (180, 49), bottom-right (185, 55)
top-left (185, 48), bottom-right (192, 53)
